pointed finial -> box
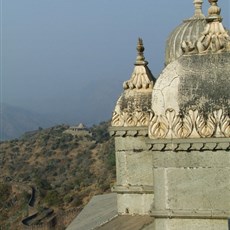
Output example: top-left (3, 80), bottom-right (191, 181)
top-left (135, 38), bottom-right (148, 65)
top-left (193, 0), bottom-right (205, 18)
top-left (182, 0), bottom-right (230, 54)
top-left (122, 37), bottom-right (155, 90)
top-left (207, 0), bottom-right (222, 22)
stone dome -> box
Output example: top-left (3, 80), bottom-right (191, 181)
top-left (111, 38), bottom-right (156, 127)
top-left (149, 0), bottom-right (230, 139)
top-left (165, 0), bottom-right (206, 66)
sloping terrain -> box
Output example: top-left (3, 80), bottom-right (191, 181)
top-left (0, 121), bottom-right (116, 229)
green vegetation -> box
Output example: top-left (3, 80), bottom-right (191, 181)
top-left (0, 121), bottom-right (116, 228)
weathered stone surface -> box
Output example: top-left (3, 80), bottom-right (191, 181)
top-left (112, 128), bottom-right (154, 215)
top-left (115, 135), bottom-right (149, 152)
top-left (115, 150), bottom-right (153, 186)
top-left (152, 151), bottom-right (230, 168)
top-left (154, 219), bottom-right (228, 230)
top-left (150, 52), bottom-right (230, 139)
top-left (152, 52), bottom-right (230, 116)
top-left (116, 193), bottom-right (154, 215)
top-left (154, 167), bottom-right (230, 212)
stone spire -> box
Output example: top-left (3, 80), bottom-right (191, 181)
top-left (182, 0), bottom-right (230, 54)
top-left (207, 0), bottom-right (222, 21)
top-left (123, 38), bottom-right (155, 90)
top-left (111, 38), bottom-right (155, 127)
top-left (135, 38), bottom-right (148, 65)
top-left (192, 0), bottom-right (205, 19)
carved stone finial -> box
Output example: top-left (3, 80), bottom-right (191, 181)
top-left (207, 0), bottom-right (222, 22)
top-left (122, 38), bottom-right (155, 91)
top-left (193, 0), bottom-right (204, 18)
top-left (135, 38), bottom-right (148, 65)
top-left (181, 0), bottom-right (230, 54)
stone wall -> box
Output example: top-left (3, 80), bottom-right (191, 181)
top-left (149, 137), bottom-right (230, 230)
top-left (110, 127), bottom-right (154, 215)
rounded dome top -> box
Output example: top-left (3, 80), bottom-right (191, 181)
top-left (150, 52), bottom-right (230, 139)
top-left (150, 0), bottom-right (230, 140)
top-left (165, 0), bottom-right (206, 66)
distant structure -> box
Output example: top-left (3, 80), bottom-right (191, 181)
top-left (63, 123), bottom-right (91, 137)
top-left (67, 0), bottom-right (230, 229)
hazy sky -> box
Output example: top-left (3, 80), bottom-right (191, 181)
top-left (1, 0), bottom-right (230, 125)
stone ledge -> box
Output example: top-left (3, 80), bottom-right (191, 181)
top-left (150, 209), bottom-right (230, 219)
top-left (109, 126), bottom-right (148, 137)
top-left (112, 184), bottom-right (154, 194)
top-left (147, 138), bottom-right (230, 151)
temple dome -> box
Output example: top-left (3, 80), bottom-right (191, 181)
top-left (150, 0), bottom-right (230, 139)
top-left (165, 0), bottom-right (206, 66)
top-left (111, 38), bottom-right (156, 127)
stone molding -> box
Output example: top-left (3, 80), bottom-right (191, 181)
top-left (109, 126), bottom-right (148, 137)
top-left (111, 111), bottom-right (151, 127)
top-left (147, 137), bottom-right (230, 152)
top-left (112, 184), bottom-right (154, 194)
top-left (149, 109), bottom-right (229, 139)
top-left (150, 209), bottom-right (230, 219)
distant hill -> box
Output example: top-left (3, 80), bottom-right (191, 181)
top-left (0, 121), bottom-right (115, 228)
top-left (0, 103), bottom-right (59, 140)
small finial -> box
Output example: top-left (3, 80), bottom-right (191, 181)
top-left (207, 0), bottom-right (222, 22)
top-left (193, 0), bottom-right (204, 18)
top-left (135, 38), bottom-right (148, 65)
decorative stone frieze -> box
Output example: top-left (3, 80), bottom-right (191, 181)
top-left (111, 110), bottom-right (150, 127)
top-left (181, 0), bottom-right (230, 54)
top-left (149, 109), bottom-right (230, 139)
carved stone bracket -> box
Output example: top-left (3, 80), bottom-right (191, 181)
top-left (147, 137), bottom-right (230, 152)
top-left (149, 109), bottom-right (229, 139)
top-left (109, 126), bottom-right (148, 137)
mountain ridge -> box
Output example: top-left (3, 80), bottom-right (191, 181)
top-left (0, 103), bottom-right (60, 140)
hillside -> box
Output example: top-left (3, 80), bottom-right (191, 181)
top-left (0, 121), bottom-right (116, 229)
